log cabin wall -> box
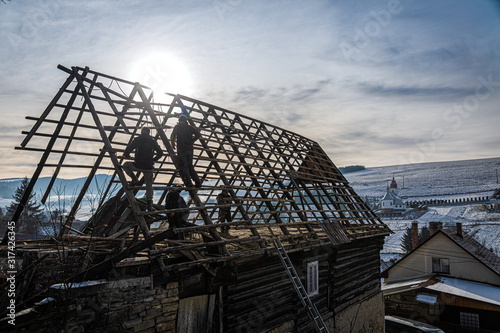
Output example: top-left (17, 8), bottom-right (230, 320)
top-left (330, 236), bottom-right (385, 315)
top-left (223, 255), bottom-right (301, 332)
top-left (330, 236), bottom-right (386, 332)
top-left (221, 236), bottom-right (385, 332)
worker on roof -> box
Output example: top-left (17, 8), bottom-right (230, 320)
top-left (217, 187), bottom-right (237, 238)
top-left (121, 127), bottom-right (163, 211)
top-left (170, 114), bottom-right (202, 188)
top-left (165, 185), bottom-right (190, 230)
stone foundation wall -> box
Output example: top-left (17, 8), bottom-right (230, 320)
top-left (11, 277), bottom-right (179, 333)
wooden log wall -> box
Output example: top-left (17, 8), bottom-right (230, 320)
top-left (221, 237), bottom-right (384, 332)
top-left (330, 236), bottom-right (385, 315)
top-left (224, 255), bottom-right (303, 332)
top-left (222, 247), bottom-right (341, 332)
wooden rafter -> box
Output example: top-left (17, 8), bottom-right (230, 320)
top-left (3, 65), bottom-right (390, 269)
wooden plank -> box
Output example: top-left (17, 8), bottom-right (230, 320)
top-left (15, 147), bottom-right (102, 158)
top-left (20, 70), bottom-right (76, 148)
top-left (68, 228), bottom-right (175, 282)
top-left (149, 236), bottom-right (260, 255)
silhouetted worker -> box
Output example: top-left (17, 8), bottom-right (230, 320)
top-left (217, 187), bottom-right (236, 237)
top-left (122, 127), bottom-right (163, 211)
top-left (165, 185), bottom-right (190, 229)
top-left (170, 115), bottom-right (202, 188)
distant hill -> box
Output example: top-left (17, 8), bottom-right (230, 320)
top-left (0, 175), bottom-right (115, 218)
top-left (344, 157), bottom-right (500, 201)
top-left (338, 165), bottom-right (365, 174)
top-left (0, 174), bottom-right (113, 198)
top-left (1, 157), bottom-right (499, 219)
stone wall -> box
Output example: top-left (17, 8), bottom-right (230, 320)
top-left (10, 277), bottom-right (179, 333)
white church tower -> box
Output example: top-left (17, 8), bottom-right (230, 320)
top-left (379, 176), bottom-right (405, 213)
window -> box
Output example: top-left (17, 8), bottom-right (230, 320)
top-left (460, 312), bottom-right (480, 329)
top-left (432, 257), bottom-right (450, 274)
top-left (307, 261), bottom-right (319, 296)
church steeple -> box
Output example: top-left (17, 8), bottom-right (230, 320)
top-left (390, 176), bottom-right (397, 188)
top-left (389, 176), bottom-right (398, 194)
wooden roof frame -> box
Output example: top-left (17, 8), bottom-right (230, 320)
top-left (2, 65), bottom-right (389, 269)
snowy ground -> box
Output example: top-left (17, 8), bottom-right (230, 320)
top-left (344, 157), bottom-right (500, 258)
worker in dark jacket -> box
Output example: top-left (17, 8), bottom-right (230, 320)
top-left (165, 185), bottom-right (190, 229)
top-left (122, 127), bottom-right (163, 211)
top-left (170, 115), bottom-right (202, 188)
top-left (217, 188), bottom-right (233, 235)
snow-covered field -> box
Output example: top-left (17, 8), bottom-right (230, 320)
top-left (344, 157), bottom-right (500, 200)
top-left (344, 157), bottom-right (500, 256)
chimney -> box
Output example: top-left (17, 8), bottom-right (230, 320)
top-left (429, 222), bottom-right (442, 235)
top-left (412, 222), bottom-right (419, 250)
top-left (456, 222), bottom-right (463, 238)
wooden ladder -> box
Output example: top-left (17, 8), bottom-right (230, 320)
top-left (272, 238), bottom-right (330, 333)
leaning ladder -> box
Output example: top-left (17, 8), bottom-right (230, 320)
top-left (272, 238), bottom-right (330, 333)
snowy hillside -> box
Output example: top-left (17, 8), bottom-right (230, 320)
top-left (344, 157), bottom-right (500, 256)
top-left (344, 157), bottom-right (500, 200)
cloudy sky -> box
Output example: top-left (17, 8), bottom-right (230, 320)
top-left (1, 0), bottom-right (499, 179)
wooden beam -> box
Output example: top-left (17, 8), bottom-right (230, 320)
top-left (68, 228), bottom-right (175, 282)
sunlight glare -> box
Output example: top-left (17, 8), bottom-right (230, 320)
top-left (130, 53), bottom-right (193, 101)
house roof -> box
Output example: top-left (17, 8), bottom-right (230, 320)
top-left (383, 276), bottom-right (500, 307)
top-left (381, 190), bottom-right (405, 206)
top-left (442, 228), bottom-right (500, 276)
top-left (381, 276), bottom-right (434, 295)
top-left (382, 227), bottom-right (500, 279)
top-left (425, 277), bottom-right (500, 306)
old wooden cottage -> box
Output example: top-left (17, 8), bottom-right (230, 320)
top-left (0, 66), bottom-right (390, 332)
